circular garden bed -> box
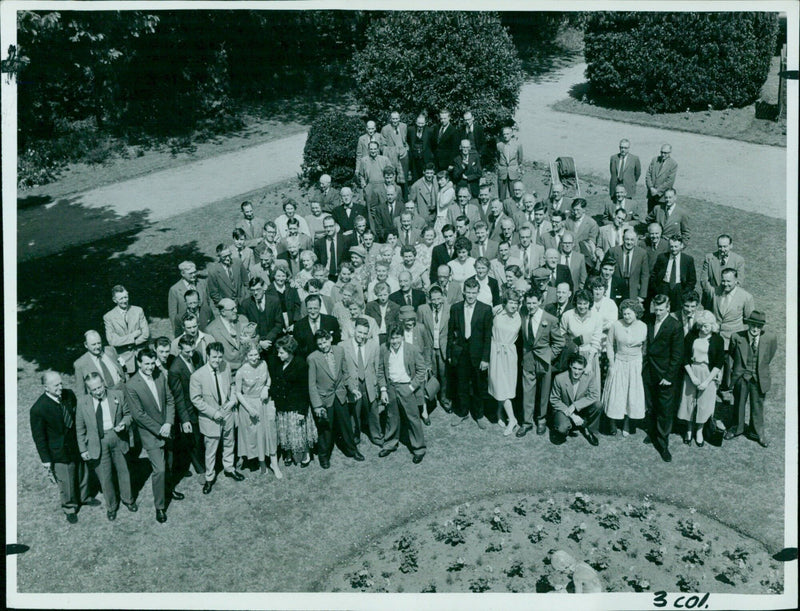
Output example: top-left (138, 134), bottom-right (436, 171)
top-left (328, 491), bottom-right (783, 594)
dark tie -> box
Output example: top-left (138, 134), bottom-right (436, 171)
top-left (213, 370), bottom-right (223, 406)
top-left (328, 238), bottom-right (336, 272)
top-left (405, 229), bottom-right (410, 245)
top-left (405, 293), bottom-right (412, 306)
top-left (527, 316), bottom-right (535, 346)
top-left (97, 356), bottom-right (115, 388)
top-left (59, 397), bottom-right (73, 429)
top-left (357, 346), bottom-right (366, 381)
top-left (95, 399), bottom-right (105, 439)
top-left (623, 251), bottom-right (631, 278)
top-left (720, 256), bottom-right (727, 267)
top-left (669, 257), bottom-right (678, 286)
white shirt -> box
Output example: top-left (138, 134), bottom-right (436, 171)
top-left (476, 276), bottom-right (493, 306)
top-left (308, 317), bottom-right (320, 335)
top-left (653, 314), bottom-right (669, 338)
top-left (140, 374), bottom-right (161, 410)
top-left (95, 396), bottom-right (114, 430)
top-left (403, 329), bottom-right (415, 344)
top-left (464, 302), bottom-right (475, 339)
top-left (664, 253), bottom-right (681, 283)
top-left (93, 353), bottom-right (121, 384)
top-left (527, 307), bottom-right (544, 338)
top-left (431, 306), bottom-right (443, 349)
top-left (387, 344), bottom-right (411, 384)
top-left (378, 303), bottom-right (389, 333)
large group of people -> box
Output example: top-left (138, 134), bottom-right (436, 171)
top-left (30, 111), bottom-right (778, 527)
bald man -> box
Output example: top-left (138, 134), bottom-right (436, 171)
top-left (74, 330), bottom-right (126, 395)
top-left (168, 260), bottom-right (214, 335)
top-left (309, 174), bottom-right (339, 213)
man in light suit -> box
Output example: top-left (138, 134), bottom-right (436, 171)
top-left (511, 224), bottom-right (545, 281)
top-left (434, 265), bottom-right (463, 309)
top-left (170, 313), bottom-right (212, 363)
top-left (409, 163), bottom-right (440, 218)
top-left (394, 212), bottom-right (422, 249)
top-left (550, 353), bottom-right (600, 445)
top-left (566, 198), bottom-right (599, 269)
top-left (540, 210), bottom-right (568, 252)
top-left (308, 329), bottom-right (365, 468)
top-left (595, 208), bottom-right (632, 261)
top-left (557, 232), bottom-right (587, 291)
top-left (608, 138), bottom-right (641, 198)
top-left (472, 220), bottom-right (498, 261)
top-left (205, 298), bottom-right (251, 371)
top-left (446, 187), bottom-right (483, 229)
top-left (235, 200), bottom-right (265, 248)
top-left (495, 126), bottom-right (523, 201)
top-left (701, 234), bottom-right (746, 307)
top-left (207, 244), bottom-right (249, 306)
top-left (377, 325), bottom-right (428, 463)
top-left (74, 330), bottom-right (126, 395)
top-left (381, 111), bottom-right (409, 199)
top-left (646, 188), bottom-right (690, 245)
top-left (547, 183), bottom-right (571, 220)
top-left (167, 261), bottom-right (214, 336)
top-left (76, 372), bottom-right (136, 521)
top-left (277, 217), bottom-right (313, 255)
top-left (308, 174), bottom-right (339, 214)
top-left (366, 282), bottom-right (400, 345)
top-left (645, 143), bottom-right (678, 213)
top-left (417, 284), bottom-right (452, 413)
top-left (343, 318), bottom-right (382, 446)
top-left (189, 342), bottom-right (244, 495)
top-left (356, 120), bottom-right (383, 163)
top-left (103, 285), bottom-right (150, 375)
top-left (126, 349), bottom-right (179, 523)
top-left (725, 311), bottom-right (778, 447)
top-left (451, 139), bottom-right (482, 198)
top-left (711, 268), bottom-right (754, 391)
top-left (518, 288), bottom-right (565, 437)
top-left (603, 185), bottom-right (639, 226)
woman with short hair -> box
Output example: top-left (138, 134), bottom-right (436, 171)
top-left (488, 289), bottom-right (523, 436)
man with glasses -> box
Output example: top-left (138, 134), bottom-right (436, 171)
top-left (645, 143), bottom-right (678, 213)
top-left (608, 138), bottom-right (641, 199)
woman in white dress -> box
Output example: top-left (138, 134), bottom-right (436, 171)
top-left (447, 236), bottom-right (476, 284)
top-left (587, 275), bottom-right (619, 388)
top-left (559, 289), bottom-right (604, 383)
top-left (602, 299), bottom-right (647, 437)
top-left (434, 171), bottom-right (455, 240)
top-left (415, 226), bottom-right (437, 272)
top-left (488, 289), bottom-right (522, 436)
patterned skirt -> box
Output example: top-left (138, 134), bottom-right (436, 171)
top-left (276, 410), bottom-right (318, 456)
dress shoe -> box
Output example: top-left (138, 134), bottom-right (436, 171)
top-left (107, 510), bottom-right (117, 522)
top-left (451, 415), bottom-right (469, 427)
top-left (320, 460), bottom-right (330, 470)
top-left (202, 480), bottom-right (214, 494)
top-left (422, 416), bottom-right (431, 426)
top-left (352, 451), bottom-right (365, 462)
top-left (757, 438), bottom-right (770, 448)
top-left (440, 402), bottom-right (453, 414)
top-left (224, 470), bottom-right (245, 481)
top-left (170, 490), bottom-right (185, 501)
top-left (516, 424), bottom-right (532, 438)
top-left (536, 422), bottom-right (547, 435)
top-left (82, 498), bottom-right (102, 507)
top-left (475, 417), bottom-right (488, 430)
top-left (122, 501), bottom-right (138, 513)
top-left (66, 513), bottom-right (78, 524)
top-left (284, 457), bottom-right (295, 467)
top-left (378, 448), bottom-right (396, 458)
top-left (155, 509), bottom-right (167, 523)
top-left (412, 454), bottom-right (424, 464)
top-left (683, 437), bottom-right (691, 446)
top-left (583, 430), bottom-right (599, 446)
top-left (696, 440), bottom-right (705, 448)
top-left (300, 458), bottom-right (312, 468)
top-left (609, 428), bottom-right (617, 437)
top-left (660, 448), bottom-right (672, 463)
top-left (723, 429), bottom-right (739, 441)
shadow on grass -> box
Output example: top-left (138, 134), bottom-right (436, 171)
top-left (17, 229), bottom-right (214, 373)
top-left (566, 81), bottom-right (655, 113)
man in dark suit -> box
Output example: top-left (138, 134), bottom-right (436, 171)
top-left (429, 224), bottom-right (458, 284)
top-left (235, 200), bottom-right (266, 248)
top-left (447, 277), bottom-right (493, 428)
top-left (417, 284), bottom-right (453, 413)
top-left (518, 288), bottom-right (565, 437)
top-left (608, 138), bottom-right (642, 198)
top-left (367, 178), bottom-right (400, 243)
top-left (276, 235), bottom-right (303, 278)
top-left (726, 311), bottom-right (778, 447)
top-left (700, 233), bottom-right (746, 307)
top-left (645, 143), bottom-right (678, 213)
top-left (293, 294), bottom-right (341, 358)
top-left (126, 349), bottom-right (180, 522)
top-left (74, 330), bottom-right (126, 395)
top-left (610, 228), bottom-right (649, 305)
top-left (646, 188), bottom-right (690, 245)
top-left (451, 139), bottom-right (482, 197)
top-left (167, 261), bottom-right (214, 335)
top-left (544, 281), bottom-right (573, 323)
top-left (408, 114), bottom-right (436, 182)
top-left (207, 244), bottom-right (249, 306)
top-left (460, 110), bottom-right (486, 160)
top-left (76, 372), bottom-right (136, 521)
top-left (537, 248), bottom-right (573, 291)
top-left (366, 281), bottom-right (400, 344)
top-left (308, 174), bottom-right (339, 213)
top-left (550, 353), bottom-right (601, 445)
top-left (30, 371), bottom-right (96, 523)
top-left (390, 270), bottom-right (426, 311)
top-left (330, 187), bottom-right (366, 235)
top-left (314, 215), bottom-right (353, 280)
top-left (643, 294), bottom-right (684, 462)
top-left (642, 221), bottom-right (670, 274)
top-left (433, 109), bottom-right (460, 172)
top-left (595, 255), bottom-right (628, 305)
top-left (239, 277), bottom-right (283, 356)
top-left (308, 329), bottom-right (364, 469)
top-left (343, 318), bottom-right (382, 446)
top-left (650, 236), bottom-right (697, 311)
top-left (168, 335), bottom-right (205, 477)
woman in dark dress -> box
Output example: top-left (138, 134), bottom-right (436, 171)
top-left (270, 335), bottom-right (317, 467)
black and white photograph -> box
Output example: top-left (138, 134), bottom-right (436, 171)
top-left (2, 1), bottom-right (797, 609)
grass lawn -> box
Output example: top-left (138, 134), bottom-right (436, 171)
top-left (13, 165), bottom-right (788, 593)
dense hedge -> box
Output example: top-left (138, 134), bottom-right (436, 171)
top-left (584, 12), bottom-right (779, 113)
top-left (351, 12), bottom-right (523, 166)
top-left (301, 111), bottom-right (364, 188)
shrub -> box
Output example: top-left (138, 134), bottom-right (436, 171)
top-left (584, 12), bottom-right (779, 112)
top-left (351, 12), bottom-right (524, 167)
top-left (301, 110), bottom-right (364, 188)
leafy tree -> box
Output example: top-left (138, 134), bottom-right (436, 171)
top-left (301, 110), bottom-right (364, 188)
top-left (584, 12), bottom-right (779, 112)
top-left (351, 12), bottom-right (523, 165)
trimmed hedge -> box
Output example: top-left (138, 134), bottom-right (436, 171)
top-left (301, 110), bottom-right (364, 188)
top-left (584, 12), bottom-right (779, 113)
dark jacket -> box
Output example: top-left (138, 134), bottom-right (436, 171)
top-left (330, 204), bottom-right (367, 234)
top-left (683, 330), bottom-right (725, 370)
top-left (30, 390), bottom-right (80, 463)
top-left (447, 300), bottom-right (493, 366)
top-left (269, 355), bottom-right (310, 415)
top-left (293, 314), bottom-right (342, 358)
top-left (239, 294), bottom-right (284, 343)
top-left (389, 288), bottom-right (427, 310)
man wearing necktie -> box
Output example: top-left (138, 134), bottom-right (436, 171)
top-left (650, 235), bottom-right (696, 312)
top-left (30, 371), bottom-right (97, 523)
top-left (74, 330), bottom-right (126, 395)
top-left (190, 342), bottom-right (244, 495)
top-left (381, 111), bottom-right (409, 200)
top-left (76, 372), bottom-right (136, 521)
top-left (608, 138), bottom-right (641, 199)
top-left (103, 285), bottom-right (150, 375)
top-left (645, 143), bottom-right (677, 213)
top-left (345, 318), bottom-right (382, 446)
top-left (700, 233), bottom-right (746, 307)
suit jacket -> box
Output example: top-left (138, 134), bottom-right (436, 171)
top-left (408, 126), bottom-right (435, 168)
top-left (207, 260), bottom-right (249, 305)
top-left (710, 286), bottom-right (754, 341)
top-left (308, 187), bottom-right (339, 213)
top-left (409, 177), bottom-right (439, 216)
top-left (641, 237), bottom-right (670, 274)
top-left (205, 314), bottom-right (252, 370)
top-left (550, 370), bottom-right (600, 415)
top-left (521, 310), bottom-right (564, 374)
top-left (596, 223), bottom-right (632, 255)
top-left (390, 289), bottom-right (426, 310)
top-left (447, 300), bottom-right (493, 365)
top-left (496, 139), bottom-right (523, 180)
top-left (365, 300), bottom-right (400, 335)
top-left (451, 151), bottom-right (482, 186)
top-left (76, 389), bottom-right (132, 459)
top-left (645, 155), bottom-right (678, 201)
top-left (646, 204), bottom-right (691, 244)
top-left (276, 251), bottom-right (303, 278)
top-left (393, 224), bottom-right (422, 248)
top-left (670, 304), bottom-right (706, 337)
top-left (429, 243), bottom-right (457, 284)
top-left (376, 342), bottom-right (427, 405)
top-left (545, 301), bottom-right (573, 323)
top-left (293, 314), bottom-right (341, 358)
top-left (610, 245), bottom-right (650, 301)
top-left (566, 216), bottom-right (600, 266)
top-left (189, 362), bottom-right (234, 437)
top-left (30, 390), bottom-right (80, 463)
top-left (433, 124), bottom-right (460, 171)
top-left (561, 252), bottom-right (588, 291)
top-left (417, 303), bottom-right (450, 356)
top-left (596, 274), bottom-right (628, 304)
top-left (342, 339), bottom-right (381, 402)
top-left (126, 372), bottom-right (175, 450)
top-left (235, 216), bottom-right (266, 247)
top-left (643, 315), bottom-right (684, 384)
top-left (265, 284), bottom-right (302, 328)
top-left (510, 243), bottom-right (545, 276)
top-left (601, 199), bottom-right (638, 226)
top-left (356, 133), bottom-right (384, 162)
top-left (438, 281), bottom-right (463, 309)
top-left (729, 330), bottom-right (778, 394)
top-left (73, 347), bottom-right (126, 395)
top-left (330, 204), bottom-right (367, 234)
top-left (299, 295), bottom-right (335, 319)
top-left (650, 252), bottom-right (697, 298)
top-left (239, 295), bottom-right (283, 343)
top-left (314, 233), bottom-right (353, 277)
top-left (446, 203), bottom-right (482, 229)
top-left (381, 122), bottom-right (409, 164)
top-left (168, 278), bottom-right (214, 335)
top-left (461, 123), bottom-right (485, 156)
top-left (103, 305), bottom-right (150, 371)
top-left (609, 153), bottom-right (641, 197)
top-left (472, 239), bottom-right (499, 262)
top-left (366, 187), bottom-right (396, 241)
top-left (168, 351), bottom-right (201, 427)
top-left (540, 230), bottom-right (566, 252)
top-left (308, 345), bottom-right (355, 409)
top-left (536, 264), bottom-right (573, 290)
top-left (701, 251), bottom-right (745, 302)
top-left (276, 234), bottom-right (313, 256)
top-left (268, 355), bottom-right (310, 415)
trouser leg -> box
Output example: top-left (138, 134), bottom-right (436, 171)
top-left (580, 401), bottom-right (602, 433)
top-left (748, 381), bottom-right (766, 441)
top-left (520, 368), bottom-right (538, 427)
top-left (398, 387), bottom-right (426, 456)
top-left (53, 462), bottom-right (80, 514)
top-left (314, 409), bottom-right (333, 462)
top-left (455, 354), bottom-right (473, 418)
top-left (220, 419), bottom-right (235, 473)
top-left (204, 435), bottom-right (220, 482)
top-left (552, 411), bottom-right (571, 436)
top-left (332, 398), bottom-right (357, 457)
top-left (95, 437), bottom-right (118, 511)
top-left (144, 446), bottom-right (166, 510)
top-left (382, 393), bottom-right (401, 451)
top-left (108, 432), bottom-right (133, 505)
top-left (732, 377), bottom-right (749, 435)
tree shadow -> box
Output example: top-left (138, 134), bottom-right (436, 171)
top-left (17, 194), bottom-right (53, 210)
top-left (17, 229), bottom-right (214, 373)
top-left (566, 81), bottom-right (653, 113)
